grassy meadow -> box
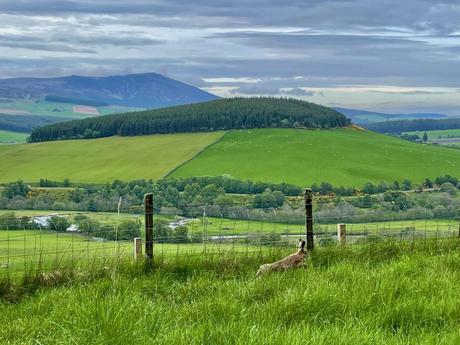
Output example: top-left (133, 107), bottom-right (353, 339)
top-left (1, 208), bottom-right (457, 280)
top-left (0, 131), bottom-right (224, 184)
top-left (171, 128), bottom-right (460, 186)
top-left (405, 128), bottom-right (460, 140)
top-left (2, 127), bottom-right (460, 186)
top-left (0, 130), bottom-right (28, 144)
top-left (0, 229), bottom-right (261, 277)
top-left (2, 240), bottom-right (460, 344)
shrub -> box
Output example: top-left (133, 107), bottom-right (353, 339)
top-left (47, 216), bottom-right (70, 232)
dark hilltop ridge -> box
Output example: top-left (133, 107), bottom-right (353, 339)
top-left (29, 97), bottom-right (351, 142)
top-left (0, 72), bottom-right (218, 109)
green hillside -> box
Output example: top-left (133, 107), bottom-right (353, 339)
top-left (0, 132), bottom-right (223, 184)
top-left (2, 128), bottom-right (460, 186)
top-left (170, 128), bottom-right (460, 186)
top-left (0, 130), bottom-right (28, 144)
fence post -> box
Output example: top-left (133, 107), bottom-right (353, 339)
top-left (337, 224), bottom-right (346, 246)
top-left (304, 188), bottom-right (314, 251)
top-left (133, 237), bottom-right (142, 259)
top-left (144, 193), bottom-right (154, 262)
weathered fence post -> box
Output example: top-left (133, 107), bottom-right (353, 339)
top-left (304, 188), bottom-right (314, 251)
top-left (133, 237), bottom-right (142, 259)
top-left (337, 224), bottom-right (346, 246)
top-left (144, 193), bottom-right (154, 262)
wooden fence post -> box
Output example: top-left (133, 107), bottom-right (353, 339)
top-left (305, 188), bottom-right (314, 251)
top-left (144, 193), bottom-right (154, 262)
top-left (337, 224), bottom-right (346, 246)
top-left (133, 237), bottom-right (142, 259)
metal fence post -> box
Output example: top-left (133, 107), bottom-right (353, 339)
top-left (144, 193), bottom-right (154, 262)
top-left (305, 188), bottom-right (314, 251)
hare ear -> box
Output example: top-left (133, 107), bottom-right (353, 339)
top-left (299, 240), bottom-right (306, 250)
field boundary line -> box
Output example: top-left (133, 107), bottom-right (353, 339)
top-left (163, 130), bottom-right (230, 178)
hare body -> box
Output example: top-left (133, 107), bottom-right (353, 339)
top-left (256, 239), bottom-right (308, 276)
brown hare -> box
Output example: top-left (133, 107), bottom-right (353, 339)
top-left (256, 239), bottom-right (308, 276)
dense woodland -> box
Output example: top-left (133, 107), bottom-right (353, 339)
top-left (28, 97), bottom-right (350, 142)
top-left (367, 117), bottom-right (460, 134)
top-left (1, 175), bottom-right (459, 225)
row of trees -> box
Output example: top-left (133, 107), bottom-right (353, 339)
top-left (366, 118), bottom-right (460, 134)
top-left (73, 214), bottom-right (141, 240)
top-left (0, 178), bottom-right (289, 214)
top-left (1, 175), bottom-right (459, 215)
top-left (28, 97), bottom-right (350, 142)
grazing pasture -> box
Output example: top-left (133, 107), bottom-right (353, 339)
top-left (0, 132), bottom-right (224, 183)
top-left (171, 128), bottom-right (460, 186)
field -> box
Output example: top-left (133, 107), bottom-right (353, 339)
top-left (405, 129), bottom-right (460, 140)
top-left (1, 210), bottom-right (456, 236)
top-left (0, 132), bottom-right (224, 184)
top-left (2, 240), bottom-right (460, 344)
top-left (405, 129), bottom-right (460, 147)
top-left (2, 127), bottom-right (460, 186)
top-left (171, 128), bottom-right (460, 186)
top-left (0, 100), bottom-right (139, 119)
top-left (0, 130), bottom-right (28, 144)
top-left (1, 207), bottom-right (457, 279)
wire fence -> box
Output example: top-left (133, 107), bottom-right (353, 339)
top-left (0, 201), bottom-right (459, 282)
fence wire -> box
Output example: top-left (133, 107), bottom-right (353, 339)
top-left (0, 206), bottom-right (459, 281)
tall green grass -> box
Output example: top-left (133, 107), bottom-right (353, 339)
top-left (2, 239), bottom-right (460, 344)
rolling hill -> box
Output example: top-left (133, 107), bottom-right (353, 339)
top-left (0, 73), bottom-right (218, 134)
top-left (0, 73), bottom-right (217, 110)
top-left (1, 128), bottom-right (459, 186)
top-left (0, 132), bottom-right (224, 184)
top-left (170, 128), bottom-right (460, 186)
top-left (29, 97), bottom-right (349, 142)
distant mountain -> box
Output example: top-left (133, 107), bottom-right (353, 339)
top-left (0, 73), bottom-right (218, 109)
top-left (335, 107), bottom-right (448, 124)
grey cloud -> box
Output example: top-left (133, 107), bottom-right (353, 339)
top-left (0, 40), bottom-right (96, 53)
top-left (3, 0), bottom-right (460, 34)
top-left (1, 0), bottom-right (460, 114)
top-left (229, 84), bottom-right (280, 95)
top-left (281, 88), bottom-right (316, 97)
top-left (368, 90), bottom-right (455, 95)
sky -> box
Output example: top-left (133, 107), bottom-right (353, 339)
top-left (1, 0), bottom-right (460, 114)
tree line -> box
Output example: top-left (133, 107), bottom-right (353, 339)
top-left (366, 118), bottom-right (460, 134)
top-left (28, 97), bottom-right (350, 142)
top-left (0, 114), bottom-right (64, 133)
